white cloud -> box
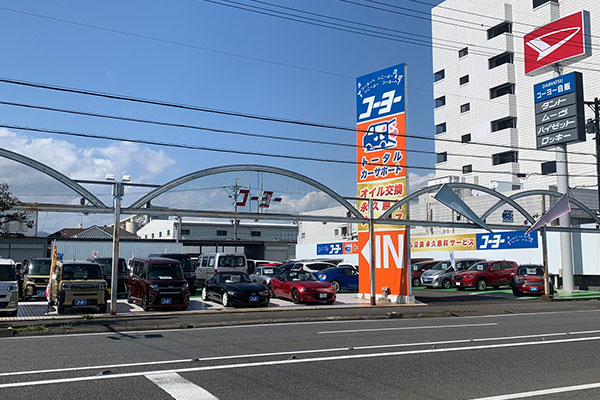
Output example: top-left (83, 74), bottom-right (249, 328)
top-left (408, 172), bottom-right (435, 192)
top-left (269, 191), bottom-right (335, 215)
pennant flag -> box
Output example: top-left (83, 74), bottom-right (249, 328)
top-left (45, 245), bottom-right (58, 300)
top-left (433, 184), bottom-right (492, 232)
top-left (526, 193), bottom-right (571, 235)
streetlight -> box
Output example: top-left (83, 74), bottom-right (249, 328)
top-left (106, 174), bottom-right (130, 315)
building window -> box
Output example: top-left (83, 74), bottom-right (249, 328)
top-left (487, 22), bottom-right (512, 39)
top-left (490, 83), bottom-right (515, 99)
top-left (459, 47), bottom-right (469, 58)
top-left (461, 134), bottom-right (471, 143)
top-left (341, 226), bottom-right (348, 237)
top-left (459, 75), bottom-right (469, 85)
top-left (460, 103), bottom-right (470, 113)
top-left (491, 117), bottom-right (516, 132)
top-left (435, 96), bottom-right (446, 108)
top-left (151, 233), bottom-right (154, 239)
top-left (216, 230), bottom-right (227, 236)
top-left (489, 52), bottom-right (514, 69)
top-left (533, 0), bottom-right (557, 8)
top-left (435, 122), bottom-right (447, 134)
top-left (334, 229), bottom-right (339, 236)
top-left (436, 152), bottom-right (448, 163)
top-left (541, 161), bottom-right (557, 175)
top-left (144, 234), bottom-right (147, 239)
top-left (434, 69), bottom-right (445, 82)
top-left (181, 229), bottom-right (190, 235)
top-left (492, 151), bottom-right (518, 165)
top-left (166, 230), bottom-right (170, 236)
top-left (301, 232), bottom-right (306, 239)
top-left (159, 231), bottom-right (162, 238)
top-left (462, 164), bottom-right (472, 174)
top-left (251, 231), bottom-right (261, 237)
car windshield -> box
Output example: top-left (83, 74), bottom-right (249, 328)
top-left (218, 256), bottom-right (246, 268)
top-left (306, 263), bottom-right (333, 271)
top-left (62, 264), bottom-right (103, 280)
top-left (0, 265), bottom-right (15, 281)
top-left (468, 262), bottom-right (491, 272)
top-left (260, 267), bottom-right (281, 276)
top-left (431, 262), bottom-right (450, 271)
top-left (289, 271), bottom-right (317, 281)
top-left (27, 260), bottom-right (51, 275)
top-left (147, 263), bottom-right (183, 280)
top-left (220, 273), bottom-right (251, 283)
top-left (94, 259), bottom-right (128, 275)
top-left (163, 255), bottom-right (194, 271)
top-left (517, 266), bottom-right (544, 276)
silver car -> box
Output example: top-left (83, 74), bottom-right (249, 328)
top-left (421, 259), bottom-right (484, 289)
top-left (0, 259), bottom-right (18, 316)
top-left (249, 265), bottom-right (282, 286)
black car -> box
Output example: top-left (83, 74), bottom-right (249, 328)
top-left (201, 271), bottom-right (270, 307)
top-left (87, 257), bottom-right (129, 298)
top-left (148, 253), bottom-right (196, 295)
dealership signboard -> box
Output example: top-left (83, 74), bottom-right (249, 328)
top-left (534, 71), bottom-right (585, 149)
top-left (356, 63), bottom-right (408, 298)
top-left (524, 11), bottom-right (591, 76)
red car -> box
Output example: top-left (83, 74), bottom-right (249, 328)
top-left (411, 260), bottom-right (439, 287)
top-left (269, 270), bottom-right (336, 304)
top-left (452, 260), bottom-right (517, 291)
top-left (512, 264), bottom-right (553, 296)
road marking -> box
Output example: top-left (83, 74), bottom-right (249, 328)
top-left (472, 381), bottom-right (600, 399)
top-left (1, 335), bottom-right (599, 389)
top-left (318, 322), bottom-right (498, 334)
top-left (146, 372), bottom-right (218, 400)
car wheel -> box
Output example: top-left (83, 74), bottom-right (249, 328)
top-left (476, 279), bottom-right (487, 291)
top-left (268, 285), bottom-right (276, 298)
top-left (201, 287), bottom-right (208, 301)
top-left (98, 304), bottom-right (107, 313)
top-left (57, 301), bottom-right (65, 314)
top-left (331, 281), bottom-right (341, 292)
top-left (222, 292), bottom-right (231, 307)
top-left (126, 288), bottom-right (133, 304)
top-left (442, 279), bottom-right (451, 289)
top-left (291, 289), bottom-right (301, 304)
top-left (142, 295), bottom-right (150, 311)
top-left (412, 278), bottom-right (420, 287)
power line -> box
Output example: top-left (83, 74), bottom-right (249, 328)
top-left (1, 122), bottom-right (597, 178)
top-left (1, 99), bottom-right (597, 167)
top-left (0, 77), bottom-right (595, 158)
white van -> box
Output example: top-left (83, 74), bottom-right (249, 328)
top-left (0, 259), bottom-right (18, 316)
top-left (195, 253), bottom-right (247, 283)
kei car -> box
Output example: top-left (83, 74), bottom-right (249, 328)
top-left (21, 258), bottom-right (51, 301)
top-left (452, 260), bottom-right (518, 291)
top-left (87, 257), bottom-right (129, 298)
top-left (49, 261), bottom-right (108, 314)
top-left (0, 259), bottom-right (18, 316)
top-left (316, 266), bottom-right (358, 292)
top-left (148, 253), bottom-right (196, 295)
top-left (512, 264), bottom-right (554, 296)
top-left (201, 271), bottom-right (270, 307)
top-left (269, 270), bottom-right (336, 304)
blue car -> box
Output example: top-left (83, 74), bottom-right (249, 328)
top-left (316, 266), bottom-right (358, 292)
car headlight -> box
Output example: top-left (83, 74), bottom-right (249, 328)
top-left (7, 285), bottom-right (16, 292)
top-left (62, 283), bottom-right (71, 289)
top-left (227, 290), bottom-right (241, 296)
top-left (467, 275), bottom-right (475, 279)
top-left (301, 288), bottom-right (313, 293)
top-left (98, 283), bottom-right (107, 290)
top-left (149, 284), bottom-right (159, 291)
top-left (259, 290), bottom-right (270, 296)
top-left (182, 283), bottom-right (189, 291)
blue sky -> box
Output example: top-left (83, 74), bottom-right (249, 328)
top-left (0, 0), bottom-right (441, 230)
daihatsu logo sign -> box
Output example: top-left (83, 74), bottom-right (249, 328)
top-left (524, 11), bottom-right (591, 76)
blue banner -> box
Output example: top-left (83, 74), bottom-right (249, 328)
top-left (316, 242), bottom-right (343, 255)
top-left (476, 231), bottom-right (538, 250)
top-left (534, 72), bottom-right (576, 103)
top-left (356, 64), bottom-right (406, 123)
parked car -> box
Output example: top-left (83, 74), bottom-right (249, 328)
top-left (128, 257), bottom-right (190, 311)
top-left (195, 253), bottom-right (247, 284)
top-left (278, 261), bottom-right (296, 272)
top-left (148, 253), bottom-right (196, 295)
top-left (0, 259), bottom-right (18, 316)
top-left (247, 259), bottom-right (282, 275)
top-left (411, 260), bottom-right (439, 287)
top-left (201, 271), bottom-right (270, 307)
top-left (453, 260), bottom-right (518, 291)
top-left (249, 265), bottom-right (282, 286)
top-left (290, 261), bottom-right (337, 274)
top-left (269, 270), bottom-right (336, 304)
top-left (21, 258), bottom-right (51, 301)
top-left (421, 258), bottom-right (484, 289)
top-left (87, 257), bottom-right (129, 298)
top-left (337, 262), bottom-right (358, 271)
top-left (49, 261), bottom-right (108, 314)
top-left (512, 264), bottom-right (553, 296)
top-left (316, 266), bottom-right (358, 292)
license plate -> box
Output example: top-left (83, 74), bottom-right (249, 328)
top-left (36, 290), bottom-right (45, 297)
top-left (456, 282), bottom-right (460, 286)
top-left (530, 287), bottom-right (539, 291)
top-left (249, 296), bottom-right (259, 302)
top-left (74, 299), bottom-right (87, 306)
top-left (160, 298), bottom-right (172, 305)
top-left (319, 293), bottom-right (327, 299)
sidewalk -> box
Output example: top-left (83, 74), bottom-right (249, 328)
top-left (552, 289), bottom-right (600, 301)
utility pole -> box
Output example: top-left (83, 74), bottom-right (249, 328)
top-left (224, 180), bottom-right (242, 240)
top-left (108, 177), bottom-right (126, 315)
top-left (585, 97), bottom-right (600, 212)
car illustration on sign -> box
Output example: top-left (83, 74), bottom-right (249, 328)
top-left (362, 118), bottom-right (398, 152)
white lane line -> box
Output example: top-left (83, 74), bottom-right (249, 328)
top-left (3, 309), bottom-right (599, 340)
top-left (1, 335), bottom-right (599, 389)
top-left (472, 382), bottom-right (600, 400)
top-left (146, 372), bottom-right (218, 400)
top-left (3, 329), bottom-right (600, 378)
top-left (318, 322), bottom-right (498, 334)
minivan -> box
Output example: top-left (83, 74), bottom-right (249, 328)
top-left (128, 257), bottom-right (190, 311)
top-left (0, 259), bottom-right (18, 316)
top-left (195, 253), bottom-right (247, 283)
top-left (148, 253), bottom-right (196, 295)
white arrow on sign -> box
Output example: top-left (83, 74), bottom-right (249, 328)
top-left (361, 238), bottom-right (371, 266)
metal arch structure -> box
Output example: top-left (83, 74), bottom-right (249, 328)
top-left (129, 164), bottom-right (364, 218)
top-left (379, 182), bottom-right (536, 225)
top-left (0, 147), bottom-right (107, 207)
top-left (481, 189), bottom-right (600, 225)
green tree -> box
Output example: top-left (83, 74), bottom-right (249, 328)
top-left (0, 183), bottom-right (33, 237)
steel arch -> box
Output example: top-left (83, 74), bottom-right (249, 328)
top-left (481, 189), bottom-right (600, 225)
top-left (129, 164), bottom-right (364, 218)
top-left (0, 148), bottom-right (106, 207)
top-left (379, 183), bottom-right (536, 224)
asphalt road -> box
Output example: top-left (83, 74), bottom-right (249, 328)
top-left (2, 304), bottom-right (600, 399)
